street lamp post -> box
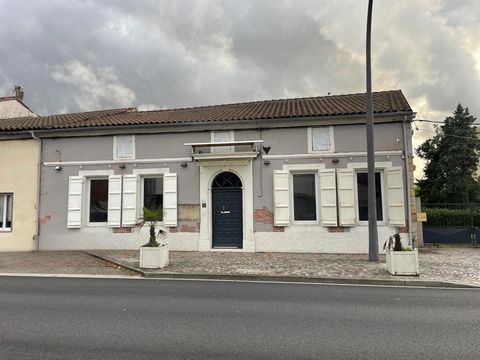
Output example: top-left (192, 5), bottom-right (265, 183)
top-left (366, 0), bottom-right (379, 261)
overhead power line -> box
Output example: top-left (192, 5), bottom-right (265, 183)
top-left (414, 126), bottom-right (480, 140)
top-left (415, 119), bottom-right (480, 126)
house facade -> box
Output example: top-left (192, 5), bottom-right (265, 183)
top-left (0, 86), bottom-right (37, 119)
top-left (0, 87), bottom-right (39, 251)
top-left (0, 90), bottom-right (417, 253)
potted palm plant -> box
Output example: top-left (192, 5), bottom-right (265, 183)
top-left (384, 233), bottom-right (419, 276)
top-left (135, 207), bottom-right (169, 269)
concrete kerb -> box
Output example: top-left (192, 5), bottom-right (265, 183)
top-left (84, 251), bottom-right (477, 289)
top-left (86, 251), bottom-right (145, 276)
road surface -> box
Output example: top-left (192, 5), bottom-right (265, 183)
top-left (0, 276), bottom-right (478, 359)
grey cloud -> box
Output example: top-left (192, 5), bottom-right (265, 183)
top-left (0, 0), bottom-right (479, 129)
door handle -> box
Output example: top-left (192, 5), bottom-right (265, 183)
top-left (220, 211), bottom-right (230, 214)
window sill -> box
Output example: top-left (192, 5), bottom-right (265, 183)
top-left (86, 223), bottom-right (109, 227)
top-left (113, 157), bottom-right (135, 161)
top-left (307, 149), bottom-right (335, 154)
top-left (291, 221), bottom-right (320, 226)
top-left (0, 229), bottom-right (12, 233)
top-left (357, 221), bottom-right (386, 226)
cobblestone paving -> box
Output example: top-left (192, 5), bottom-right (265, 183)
top-left (0, 251), bottom-right (139, 276)
top-left (91, 247), bottom-right (480, 287)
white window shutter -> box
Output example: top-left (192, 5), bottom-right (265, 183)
top-left (337, 169), bottom-right (356, 226)
top-left (67, 176), bottom-right (84, 228)
top-left (108, 175), bottom-right (122, 227)
top-left (273, 170), bottom-right (290, 226)
top-left (386, 166), bottom-right (406, 226)
top-left (319, 169), bottom-right (338, 226)
top-left (163, 173), bottom-right (177, 226)
top-left (122, 174), bottom-right (139, 226)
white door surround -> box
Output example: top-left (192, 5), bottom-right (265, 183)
top-left (198, 161), bottom-right (254, 252)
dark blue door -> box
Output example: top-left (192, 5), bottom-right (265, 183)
top-left (212, 172), bottom-right (243, 248)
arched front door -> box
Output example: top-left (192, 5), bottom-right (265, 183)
top-left (212, 172), bottom-right (243, 248)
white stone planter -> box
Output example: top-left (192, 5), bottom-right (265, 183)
top-left (386, 248), bottom-right (419, 276)
top-left (140, 245), bottom-right (169, 269)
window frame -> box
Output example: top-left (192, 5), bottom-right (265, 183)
top-left (139, 175), bottom-right (164, 221)
top-left (86, 177), bottom-right (110, 227)
top-left (210, 130), bottom-right (234, 153)
top-left (289, 171), bottom-right (319, 225)
top-left (0, 193), bottom-right (13, 232)
top-left (113, 135), bottom-right (136, 160)
top-left (307, 126), bottom-right (335, 153)
top-left (354, 170), bottom-right (385, 225)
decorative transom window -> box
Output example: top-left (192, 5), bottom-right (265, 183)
top-left (114, 135), bottom-right (135, 159)
top-left (356, 172), bottom-right (383, 221)
top-left (292, 173), bottom-right (317, 221)
top-left (212, 172), bottom-right (242, 188)
top-left (211, 131), bottom-right (234, 153)
top-left (0, 194), bottom-right (13, 231)
top-left (309, 127), bottom-right (334, 152)
top-left (88, 178), bottom-right (109, 224)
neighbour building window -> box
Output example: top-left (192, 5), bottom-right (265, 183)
top-left (143, 177), bottom-right (163, 210)
top-left (0, 194), bottom-right (13, 231)
top-left (88, 179), bottom-right (109, 223)
top-left (310, 126), bottom-right (333, 152)
top-left (293, 173), bottom-right (317, 221)
top-left (114, 135), bottom-right (135, 159)
top-left (211, 131), bottom-right (234, 153)
top-left (356, 172), bottom-right (383, 221)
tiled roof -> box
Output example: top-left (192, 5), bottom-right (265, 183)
top-left (0, 90), bottom-right (412, 132)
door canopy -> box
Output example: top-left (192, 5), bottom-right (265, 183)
top-left (212, 172), bottom-right (242, 188)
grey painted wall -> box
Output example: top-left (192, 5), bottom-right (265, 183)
top-left (39, 117), bottom-right (410, 245)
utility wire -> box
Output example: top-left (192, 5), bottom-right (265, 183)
top-left (415, 119), bottom-right (480, 126)
top-left (414, 126), bottom-right (479, 140)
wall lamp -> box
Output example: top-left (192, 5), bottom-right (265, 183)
top-left (54, 165), bottom-right (62, 171)
top-left (181, 162), bottom-right (188, 168)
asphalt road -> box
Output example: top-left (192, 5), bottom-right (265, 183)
top-left (0, 276), bottom-right (479, 360)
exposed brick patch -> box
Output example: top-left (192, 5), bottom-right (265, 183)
top-left (169, 227), bottom-right (178, 233)
top-left (254, 207), bottom-right (274, 225)
top-left (180, 224), bottom-right (197, 233)
top-left (273, 226), bottom-right (285, 232)
top-left (112, 227), bottom-right (133, 233)
top-left (39, 214), bottom-right (52, 225)
top-left (327, 227), bottom-right (351, 233)
top-left (397, 225), bottom-right (409, 233)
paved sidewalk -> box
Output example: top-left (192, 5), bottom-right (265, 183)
top-left (0, 251), bottom-right (139, 277)
top-left (88, 247), bottom-right (480, 287)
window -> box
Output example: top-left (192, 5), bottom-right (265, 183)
top-left (88, 179), bottom-right (109, 223)
top-left (0, 194), bottom-right (13, 231)
top-left (309, 127), bottom-right (333, 152)
top-left (293, 174), bottom-right (317, 221)
top-left (114, 135), bottom-right (135, 159)
top-left (356, 172), bottom-right (383, 221)
top-left (211, 131), bottom-right (234, 153)
top-left (143, 177), bottom-right (163, 210)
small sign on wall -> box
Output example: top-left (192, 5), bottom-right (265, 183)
top-left (415, 212), bottom-right (427, 222)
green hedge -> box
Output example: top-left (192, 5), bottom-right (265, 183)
top-left (423, 207), bottom-right (480, 227)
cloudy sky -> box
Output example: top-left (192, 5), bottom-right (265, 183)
top-left (1, 0), bottom-right (480, 175)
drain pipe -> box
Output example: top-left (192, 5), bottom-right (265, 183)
top-left (401, 116), bottom-right (413, 247)
top-left (29, 131), bottom-right (42, 251)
